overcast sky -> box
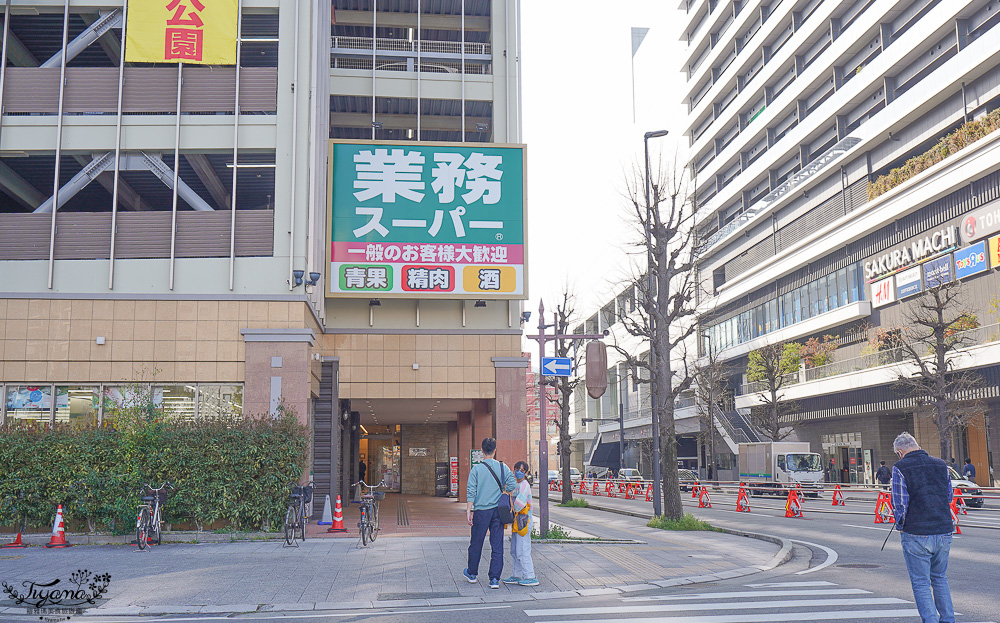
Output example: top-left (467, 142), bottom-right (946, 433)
top-left (520, 1), bottom-right (688, 345)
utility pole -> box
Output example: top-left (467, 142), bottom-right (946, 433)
top-left (526, 299), bottom-right (606, 537)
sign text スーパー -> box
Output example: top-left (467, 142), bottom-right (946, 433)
top-left (329, 141), bottom-right (526, 298)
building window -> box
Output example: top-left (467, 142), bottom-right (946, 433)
top-left (5, 385), bottom-right (52, 426)
top-left (56, 387), bottom-right (98, 428)
top-left (198, 385), bottom-right (243, 419)
top-left (161, 385), bottom-right (197, 421)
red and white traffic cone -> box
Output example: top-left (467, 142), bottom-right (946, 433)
top-left (784, 489), bottom-right (803, 518)
top-left (831, 484), bottom-right (845, 506)
top-left (1, 532), bottom-right (27, 549)
top-left (327, 495), bottom-right (347, 533)
top-left (698, 486), bottom-right (712, 508)
top-left (736, 483), bottom-right (750, 512)
top-left (43, 505), bottom-right (72, 548)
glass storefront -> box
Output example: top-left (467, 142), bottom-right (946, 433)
top-left (55, 387), bottom-right (99, 428)
top-left (821, 432), bottom-right (872, 484)
top-left (707, 263), bottom-right (866, 353)
top-left (5, 385), bottom-right (53, 425)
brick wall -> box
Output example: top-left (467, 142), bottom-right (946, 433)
top-left (400, 423), bottom-right (449, 495)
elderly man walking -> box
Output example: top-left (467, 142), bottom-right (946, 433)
top-left (891, 432), bottom-right (955, 623)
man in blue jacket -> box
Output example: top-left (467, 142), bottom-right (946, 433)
top-left (891, 432), bottom-right (955, 623)
top-left (463, 437), bottom-right (516, 589)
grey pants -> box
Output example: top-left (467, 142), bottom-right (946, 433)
top-left (510, 517), bottom-right (535, 579)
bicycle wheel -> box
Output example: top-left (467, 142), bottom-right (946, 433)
top-left (298, 502), bottom-right (305, 542)
top-left (136, 507), bottom-right (150, 550)
top-left (369, 502), bottom-right (379, 542)
top-left (359, 506), bottom-right (368, 546)
top-left (154, 506), bottom-right (162, 546)
top-left (284, 506), bottom-right (296, 546)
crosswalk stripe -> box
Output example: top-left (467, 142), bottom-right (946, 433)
top-left (524, 597), bottom-right (910, 617)
top-left (744, 581), bottom-right (836, 588)
top-left (522, 608), bottom-right (921, 623)
top-left (622, 588), bottom-right (870, 601)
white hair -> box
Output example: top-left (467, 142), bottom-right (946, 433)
top-left (893, 432), bottom-right (920, 454)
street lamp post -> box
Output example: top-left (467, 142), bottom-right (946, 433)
top-left (584, 370), bottom-right (627, 475)
top-left (643, 129), bottom-right (668, 516)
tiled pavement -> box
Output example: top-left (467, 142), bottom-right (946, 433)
top-left (0, 497), bottom-right (785, 616)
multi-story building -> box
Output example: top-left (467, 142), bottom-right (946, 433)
top-left (683, 0), bottom-right (1000, 485)
top-left (0, 0), bottom-right (526, 509)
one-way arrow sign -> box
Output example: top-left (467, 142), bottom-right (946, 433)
top-left (540, 357), bottom-right (572, 376)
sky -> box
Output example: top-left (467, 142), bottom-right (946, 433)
top-left (520, 1), bottom-right (690, 338)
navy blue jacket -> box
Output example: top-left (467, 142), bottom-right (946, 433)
top-left (893, 449), bottom-right (953, 535)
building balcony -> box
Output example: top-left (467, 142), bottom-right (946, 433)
top-left (735, 322), bottom-right (1000, 408)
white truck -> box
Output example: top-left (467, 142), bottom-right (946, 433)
top-left (738, 442), bottom-right (825, 497)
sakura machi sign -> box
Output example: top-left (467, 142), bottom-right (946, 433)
top-left (327, 141), bottom-right (527, 298)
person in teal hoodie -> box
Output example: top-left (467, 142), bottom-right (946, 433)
top-left (463, 437), bottom-right (516, 589)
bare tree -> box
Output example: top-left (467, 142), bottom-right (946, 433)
top-left (546, 287), bottom-right (583, 503)
top-left (694, 343), bottom-right (732, 480)
top-left (893, 281), bottom-right (985, 461)
top-left (745, 342), bottom-right (801, 441)
top-left (612, 158), bottom-right (701, 521)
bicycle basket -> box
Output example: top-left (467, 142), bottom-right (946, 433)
top-left (292, 485), bottom-right (313, 504)
top-left (372, 491), bottom-right (386, 501)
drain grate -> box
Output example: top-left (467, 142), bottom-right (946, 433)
top-left (378, 592), bottom-right (460, 601)
top-left (397, 497), bottom-right (409, 526)
top-left (836, 563), bottom-right (882, 569)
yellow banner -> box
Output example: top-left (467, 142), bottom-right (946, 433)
top-left (989, 234), bottom-right (1000, 269)
top-left (125, 0), bottom-right (237, 65)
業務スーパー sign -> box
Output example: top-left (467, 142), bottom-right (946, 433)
top-left (328, 141), bottom-right (526, 298)
top-left (125, 0), bottom-right (238, 64)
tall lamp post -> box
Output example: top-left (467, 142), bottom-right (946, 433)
top-left (582, 369), bottom-right (627, 475)
top-left (643, 129), bottom-right (668, 516)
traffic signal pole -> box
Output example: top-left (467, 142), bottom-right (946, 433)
top-left (525, 299), bottom-right (606, 537)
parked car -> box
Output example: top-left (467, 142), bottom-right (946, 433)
top-left (617, 468), bottom-right (643, 482)
top-left (569, 467), bottom-right (583, 482)
top-left (547, 469), bottom-right (560, 485)
top-left (949, 466), bottom-right (984, 508)
top-left (677, 468), bottom-right (698, 491)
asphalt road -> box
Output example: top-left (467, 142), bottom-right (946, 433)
top-left (60, 491), bottom-right (1000, 623)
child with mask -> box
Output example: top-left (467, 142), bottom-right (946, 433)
top-left (502, 460), bottom-right (538, 586)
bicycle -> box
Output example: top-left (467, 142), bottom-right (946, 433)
top-left (283, 481), bottom-right (314, 546)
top-left (136, 482), bottom-right (173, 550)
top-left (351, 480), bottom-right (385, 546)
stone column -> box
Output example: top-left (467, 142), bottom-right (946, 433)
top-left (492, 356), bottom-right (529, 468)
top-left (473, 398), bottom-right (493, 450)
top-left (241, 328), bottom-right (316, 426)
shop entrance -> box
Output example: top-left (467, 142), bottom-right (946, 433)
top-left (822, 432), bottom-right (872, 485)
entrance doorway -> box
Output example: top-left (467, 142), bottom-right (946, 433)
top-left (362, 425), bottom-right (401, 493)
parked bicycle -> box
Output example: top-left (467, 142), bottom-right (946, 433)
top-left (284, 481), bottom-right (314, 546)
top-left (351, 480), bottom-right (385, 546)
top-left (136, 482), bottom-right (174, 550)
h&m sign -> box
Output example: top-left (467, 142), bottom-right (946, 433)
top-left (864, 226), bottom-right (958, 280)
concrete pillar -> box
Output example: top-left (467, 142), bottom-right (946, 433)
top-left (473, 398), bottom-right (493, 449)
top-left (458, 411), bottom-right (472, 503)
top-left (967, 413), bottom-right (990, 487)
top-left (240, 328), bottom-right (315, 425)
top-left (492, 356), bottom-right (529, 466)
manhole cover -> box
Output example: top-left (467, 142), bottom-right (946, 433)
top-left (377, 592), bottom-right (460, 601)
top-left (836, 563), bottom-right (882, 569)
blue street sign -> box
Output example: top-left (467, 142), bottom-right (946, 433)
top-left (540, 357), bottom-right (572, 376)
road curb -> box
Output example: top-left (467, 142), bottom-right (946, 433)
top-left (0, 531), bottom-right (286, 546)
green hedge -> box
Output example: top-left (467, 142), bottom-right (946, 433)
top-left (0, 408), bottom-right (309, 534)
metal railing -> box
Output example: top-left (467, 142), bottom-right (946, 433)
top-left (331, 36), bottom-right (491, 57)
top-left (712, 404), bottom-right (750, 444)
top-left (738, 322), bottom-right (1000, 394)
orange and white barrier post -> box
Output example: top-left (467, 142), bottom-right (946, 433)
top-left (593, 481), bottom-right (600, 497)
top-left (698, 486), bottom-right (712, 508)
top-left (953, 488), bottom-right (968, 515)
top-left (736, 483), bottom-right (750, 512)
top-left (831, 484), bottom-right (845, 506)
top-left (43, 505), bottom-right (72, 548)
top-left (645, 483), bottom-right (653, 502)
top-left (874, 491), bottom-right (894, 524)
top-left (784, 488), bottom-right (803, 518)
top-left (949, 493), bottom-right (962, 534)
top-left (691, 482), bottom-right (700, 499)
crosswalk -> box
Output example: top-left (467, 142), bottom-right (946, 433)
top-left (522, 580), bottom-right (990, 623)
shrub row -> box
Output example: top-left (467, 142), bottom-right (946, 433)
top-left (869, 108), bottom-right (1000, 201)
top-left (0, 412), bottom-right (309, 534)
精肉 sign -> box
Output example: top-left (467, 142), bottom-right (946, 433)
top-left (328, 140), bottom-right (527, 298)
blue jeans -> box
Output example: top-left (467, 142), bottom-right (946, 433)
top-left (468, 507), bottom-right (504, 581)
top-left (901, 532), bottom-right (955, 623)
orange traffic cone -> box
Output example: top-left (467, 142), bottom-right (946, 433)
top-left (44, 505), bottom-right (72, 548)
top-left (1, 532), bottom-right (26, 549)
top-left (736, 484), bottom-right (750, 512)
top-left (327, 495), bottom-right (347, 533)
top-left (831, 484), bottom-right (845, 506)
top-left (698, 486), bottom-right (712, 508)
top-left (691, 482), bottom-right (700, 498)
top-left (784, 489), bottom-right (803, 518)
top-left (953, 489), bottom-right (968, 515)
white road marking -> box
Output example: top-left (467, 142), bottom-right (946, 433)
top-left (790, 538), bottom-right (839, 574)
top-left (622, 588), bottom-right (869, 601)
top-left (744, 581), bottom-right (836, 588)
top-left (535, 609), bottom-right (920, 623)
top-left (843, 523), bottom-right (895, 531)
top-left (77, 605), bottom-right (511, 622)
top-left (524, 597), bottom-right (909, 616)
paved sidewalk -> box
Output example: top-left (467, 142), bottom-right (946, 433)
top-left (0, 504), bottom-right (782, 617)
